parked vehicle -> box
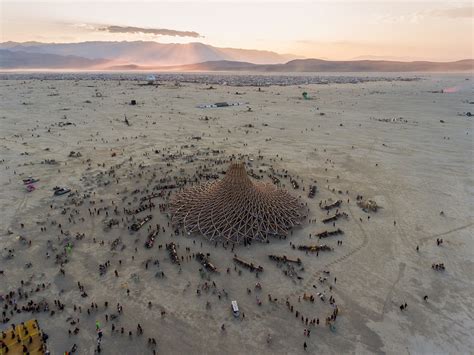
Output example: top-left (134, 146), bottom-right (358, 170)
top-left (53, 187), bottom-right (71, 196)
top-left (231, 301), bottom-right (240, 318)
top-left (23, 177), bottom-right (39, 185)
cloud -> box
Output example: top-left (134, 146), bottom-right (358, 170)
top-left (98, 25), bottom-right (201, 38)
top-left (369, 5), bottom-right (473, 25)
top-left (372, 12), bottom-right (425, 24)
top-left (429, 6), bottom-right (473, 18)
top-left (71, 23), bottom-right (97, 31)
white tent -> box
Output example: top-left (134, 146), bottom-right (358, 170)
top-left (146, 75), bottom-right (156, 84)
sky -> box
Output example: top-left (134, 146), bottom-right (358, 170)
top-left (1, 0), bottom-right (473, 61)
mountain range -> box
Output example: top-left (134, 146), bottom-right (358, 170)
top-left (169, 59), bottom-right (474, 72)
top-left (0, 41), bottom-right (472, 72)
top-left (0, 41), bottom-right (299, 67)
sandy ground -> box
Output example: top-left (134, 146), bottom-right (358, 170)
top-left (0, 74), bottom-right (473, 355)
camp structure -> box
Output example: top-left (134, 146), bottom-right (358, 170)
top-left (197, 102), bottom-right (247, 109)
top-left (170, 162), bottom-right (307, 244)
top-left (233, 256), bottom-right (264, 273)
top-left (146, 74), bottom-right (156, 85)
top-left (297, 244), bottom-right (333, 252)
top-left (316, 228), bottom-right (344, 239)
top-left (357, 199), bottom-right (379, 212)
top-left (0, 319), bottom-right (47, 354)
top-left (130, 215), bottom-right (152, 231)
top-left (320, 200), bottom-right (342, 210)
top-left (196, 252), bottom-right (218, 272)
top-left (322, 212), bottom-right (348, 224)
top-left (268, 254), bottom-right (302, 265)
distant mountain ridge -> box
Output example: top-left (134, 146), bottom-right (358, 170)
top-left (0, 49), bottom-right (107, 69)
top-left (0, 41), bottom-right (300, 66)
top-left (110, 59), bottom-right (474, 72)
top-left (0, 41), bottom-right (472, 72)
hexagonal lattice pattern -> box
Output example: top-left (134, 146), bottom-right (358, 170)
top-left (170, 162), bottom-right (307, 244)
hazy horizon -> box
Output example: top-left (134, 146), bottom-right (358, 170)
top-left (1, 1), bottom-right (473, 62)
top-left (2, 39), bottom-right (473, 63)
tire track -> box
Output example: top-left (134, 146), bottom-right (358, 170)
top-left (283, 203), bottom-right (370, 301)
top-left (381, 262), bottom-right (406, 317)
top-left (271, 139), bottom-right (378, 310)
top-left (418, 222), bottom-right (474, 245)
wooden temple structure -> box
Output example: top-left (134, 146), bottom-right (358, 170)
top-left (170, 162), bottom-right (306, 244)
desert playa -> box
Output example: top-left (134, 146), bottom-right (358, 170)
top-left (0, 73), bottom-right (473, 354)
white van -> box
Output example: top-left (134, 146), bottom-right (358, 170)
top-left (231, 300), bottom-right (240, 317)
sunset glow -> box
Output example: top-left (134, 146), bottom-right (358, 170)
top-left (1, 0), bottom-right (473, 61)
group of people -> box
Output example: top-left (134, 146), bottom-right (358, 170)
top-left (432, 263), bottom-right (445, 271)
top-left (1, 283), bottom-right (53, 324)
top-left (1, 152), bottom-right (356, 354)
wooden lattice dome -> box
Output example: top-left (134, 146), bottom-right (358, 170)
top-left (170, 162), bottom-right (306, 244)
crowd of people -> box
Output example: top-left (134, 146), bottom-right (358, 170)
top-left (1, 150), bottom-right (450, 354)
